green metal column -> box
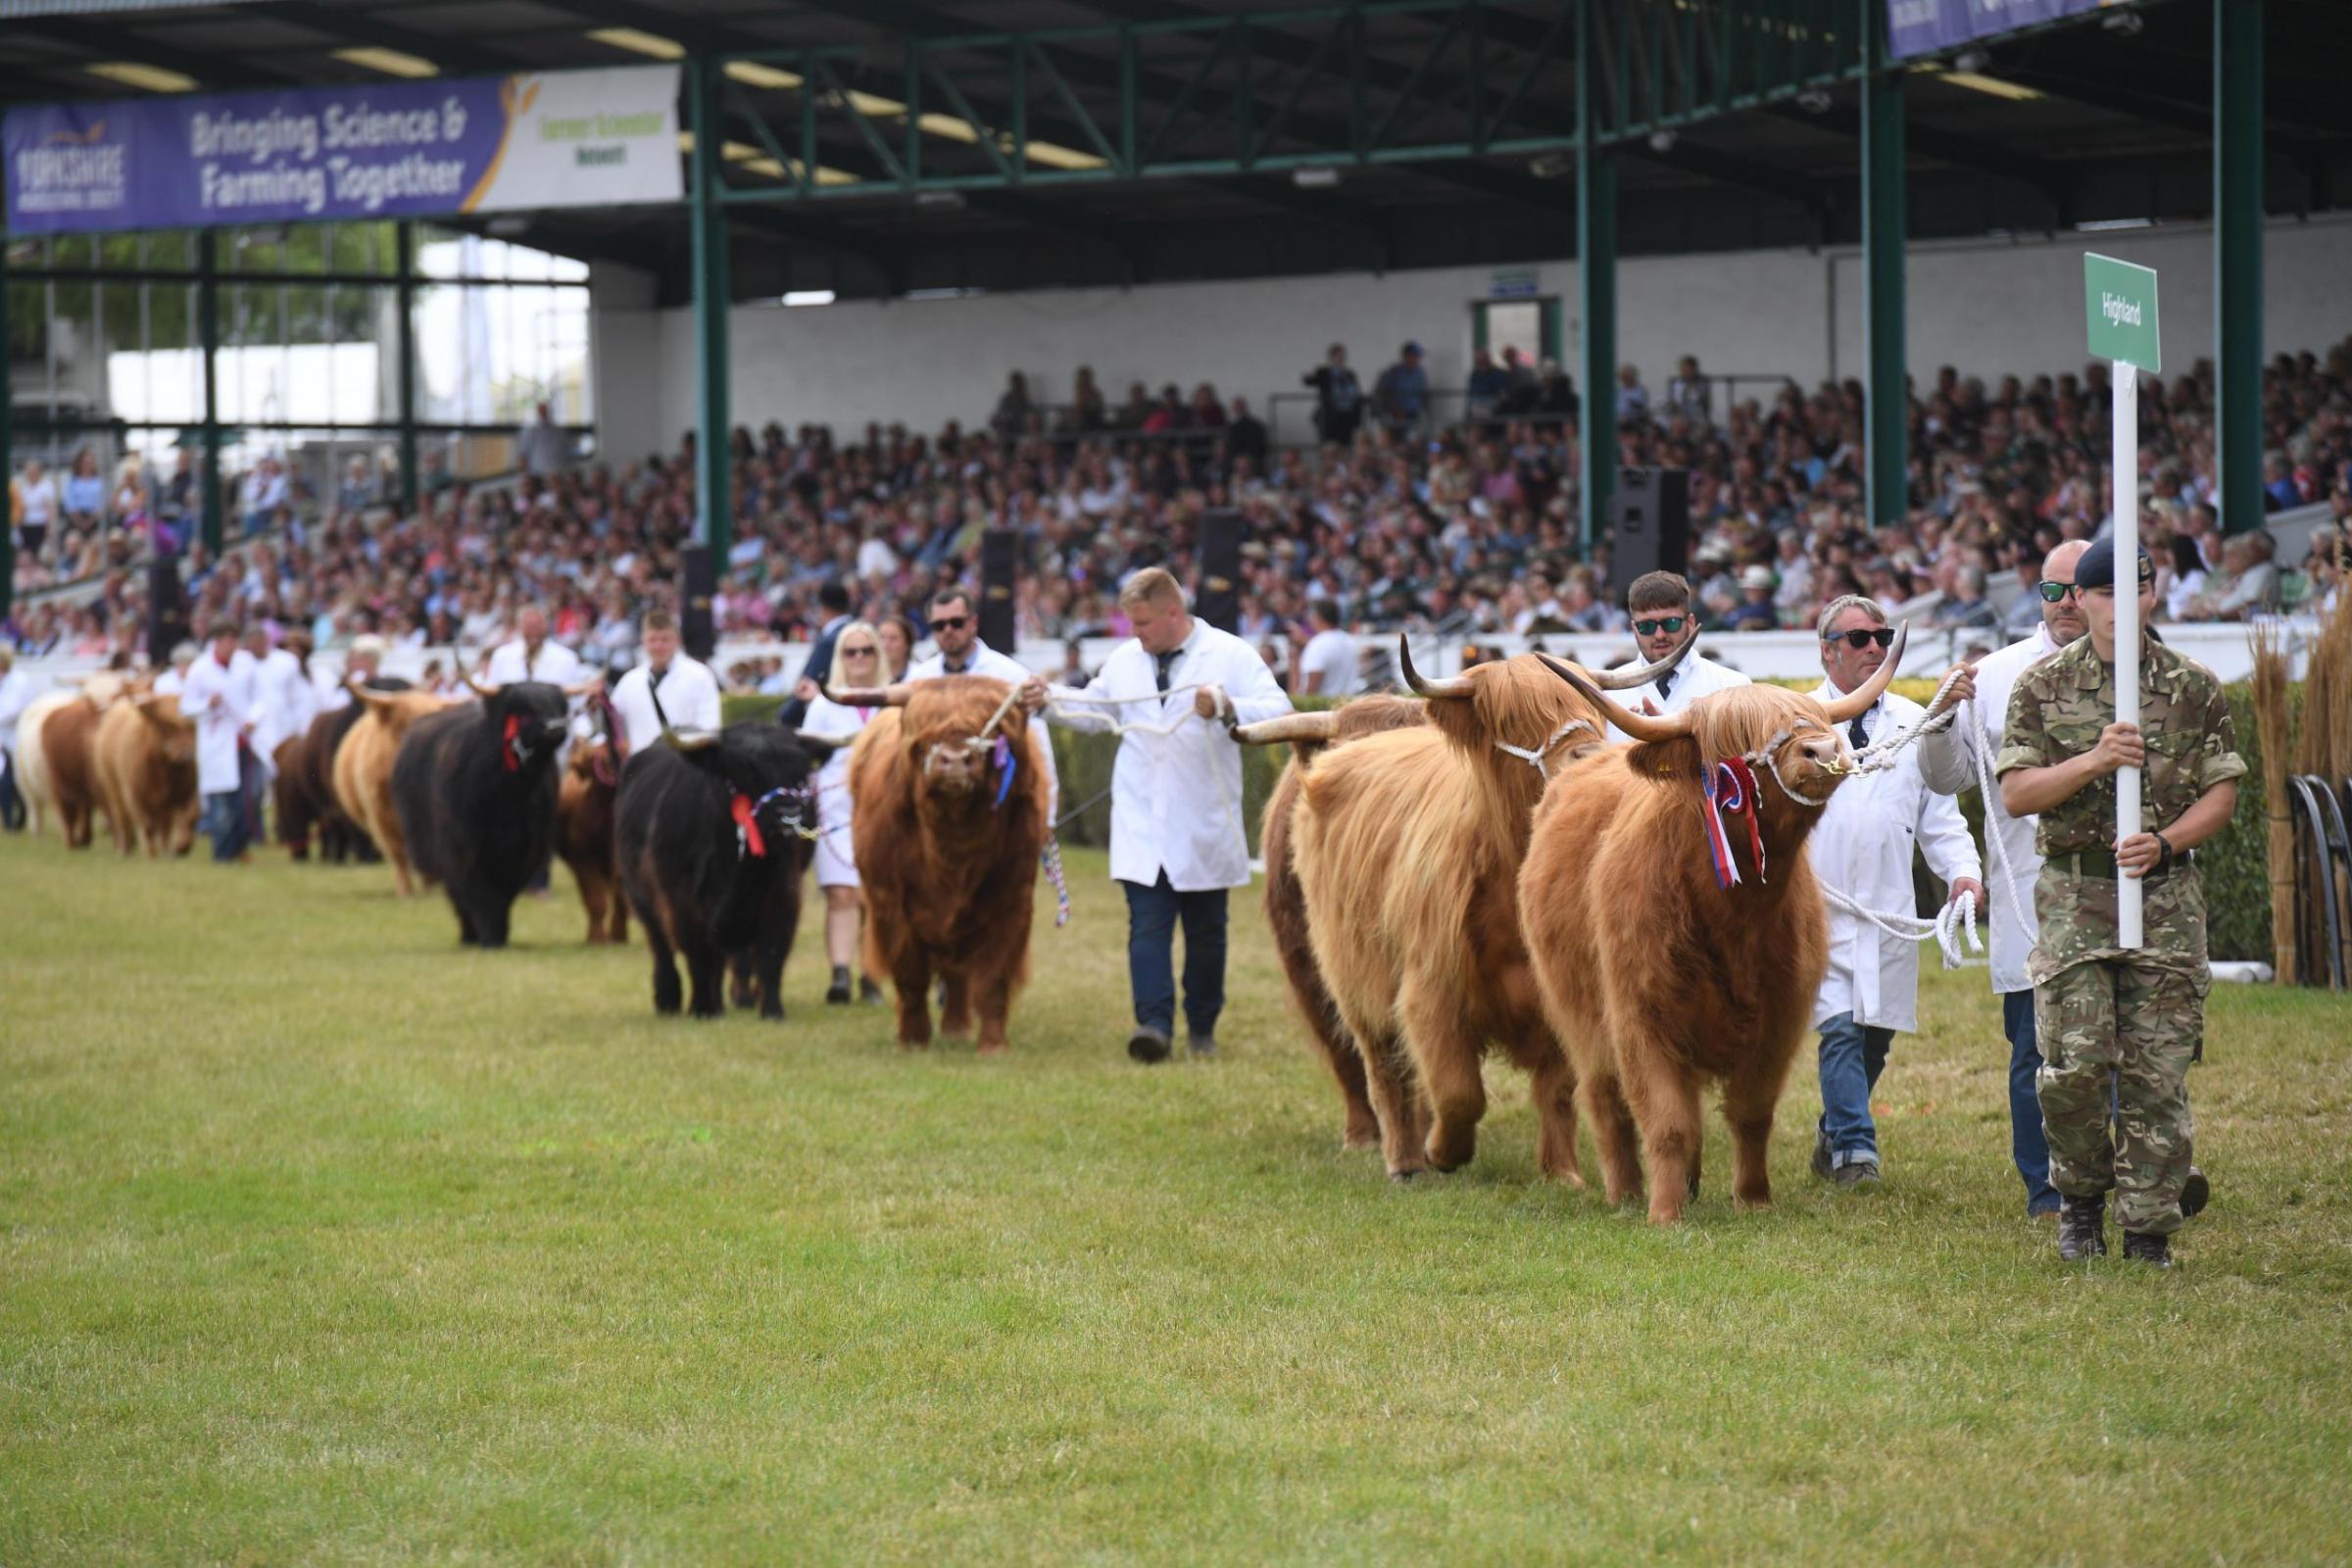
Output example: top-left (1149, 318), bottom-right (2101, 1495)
top-left (198, 229), bottom-right (223, 558)
top-left (1861, 0), bottom-right (1907, 528)
top-left (395, 221), bottom-right (419, 516)
top-left (1575, 0), bottom-right (1615, 555)
top-left (2215, 0), bottom-right (2264, 535)
top-left (0, 233), bottom-right (12, 624)
top-left (688, 56), bottom-right (733, 558)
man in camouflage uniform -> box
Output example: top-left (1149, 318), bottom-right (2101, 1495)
top-left (1996, 538), bottom-right (2244, 1267)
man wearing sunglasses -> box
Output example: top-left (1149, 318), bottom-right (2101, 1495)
top-left (1915, 540), bottom-right (2088, 1217)
top-left (907, 586), bottom-right (1059, 821)
top-left (1997, 538), bottom-right (2244, 1268)
top-left (1808, 596), bottom-right (1984, 1191)
top-left (1599, 571), bottom-right (1750, 744)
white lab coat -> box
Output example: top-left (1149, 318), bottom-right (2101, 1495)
top-left (609, 656), bottom-right (722, 754)
top-left (907, 638), bottom-right (1059, 821)
top-left (1049, 620), bottom-right (1292, 891)
top-left (252, 648), bottom-right (320, 764)
top-left (800, 690), bottom-right (878, 887)
top-left (153, 667), bottom-right (187, 699)
top-left (179, 648), bottom-right (258, 796)
top-left (1809, 681), bottom-right (1983, 1033)
top-left (1918, 623), bottom-right (2067, 996)
top-left (1603, 652), bottom-right (1752, 744)
top-left (485, 637), bottom-right (585, 688)
top-left (0, 669), bottom-right (35, 759)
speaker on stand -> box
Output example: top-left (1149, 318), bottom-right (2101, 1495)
top-left (680, 545), bottom-right (716, 661)
top-left (979, 528), bottom-right (1017, 653)
top-left (1606, 467), bottom-right (1691, 597)
top-left (1196, 508), bottom-right (1245, 633)
top-left (147, 558), bottom-right (190, 663)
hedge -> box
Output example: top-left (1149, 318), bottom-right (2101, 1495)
top-left (725, 676), bottom-right (2282, 964)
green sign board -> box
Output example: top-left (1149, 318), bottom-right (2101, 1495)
top-left (2083, 252), bottom-right (2161, 373)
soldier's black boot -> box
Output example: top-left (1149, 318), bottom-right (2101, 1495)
top-left (2180, 1166), bottom-right (2210, 1218)
top-left (2123, 1231), bottom-right (2174, 1268)
top-left (2057, 1195), bottom-right (2107, 1261)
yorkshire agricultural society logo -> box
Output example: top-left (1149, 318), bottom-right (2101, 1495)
top-left (13, 119), bottom-right (128, 218)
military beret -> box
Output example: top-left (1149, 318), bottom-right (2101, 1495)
top-left (2076, 537), bottom-right (2154, 591)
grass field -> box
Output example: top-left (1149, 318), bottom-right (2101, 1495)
top-left (4, 830), bottom-right (2351, 1566)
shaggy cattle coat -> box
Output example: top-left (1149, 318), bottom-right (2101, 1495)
top-left (1519, 676), bottom-right (1889, 1223)
top-left (391, 682), bottom-right (570, 949)
top-left (1291, 655), bottom-right (1615, 1181)
top-left (333, 685), bottom-right (458, 895)
top-left (615, 724), bottom-right (823, 1019)
top-left (849, 676), bottom-right (1050, 1055)
top-left (1249, 695), bottom-right (1429, 1150)
top-left (92, 696), bottom-right (199, 858)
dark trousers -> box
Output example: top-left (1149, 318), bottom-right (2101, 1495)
top-left (2003, 989), bottom-right (2062, 1213)
top-left (1817, 1010), bottom-right (1896, 1166)
top-left (204, 749), bottom-right (265, 863)
top-left (0, 753), bottom-right (24, 831)
top-left (1120, 873), bottom-right (1228, 1039)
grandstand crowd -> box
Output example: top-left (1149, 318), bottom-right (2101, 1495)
top-left (9, 332), bottom-right (2350, 677)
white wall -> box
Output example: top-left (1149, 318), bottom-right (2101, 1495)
top-left (589, 262), bottom-right (664, 463)
top-left (614, 215), bottom-right (2352, 450)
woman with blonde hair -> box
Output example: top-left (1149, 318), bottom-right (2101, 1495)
top-left (796, 619), bottom-right (889, 1004)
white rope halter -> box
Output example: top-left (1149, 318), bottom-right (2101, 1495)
top-left (1494, 716), bottom-right (1597, 780)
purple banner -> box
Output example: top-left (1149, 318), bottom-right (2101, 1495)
top-left (6, 67), bottom-right (680, 235)
top-left (1886, 0), bottom-right (2109, 61)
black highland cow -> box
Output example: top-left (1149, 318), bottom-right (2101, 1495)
top-left (391, 679), bottom-right (571, 948)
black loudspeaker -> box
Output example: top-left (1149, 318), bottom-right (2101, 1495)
top-left (979, 528), bottom-right (1017, 653)
top-left (1196, 508), bottom-right (1244, 633)
top-left (147, 559), bottom-right (189, 662)
top-left (1607, 467), bottom-right (1691, 596)
top-left (680, 545), bottom-right (716, 661)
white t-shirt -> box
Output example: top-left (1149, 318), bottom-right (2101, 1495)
top-left (1295, 628), bottom-right (1360, 697)
top-left (18, 475), bottom-right (59, 528)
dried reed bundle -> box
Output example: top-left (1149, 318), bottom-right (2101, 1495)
top-left (2251, 621), bottom-right (2296, 984)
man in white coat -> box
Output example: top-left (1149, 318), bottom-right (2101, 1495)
top-left (0, 649), bottom-right (33, 831)
top-left (1603, 570), bottom-right (1750, 742)
top-left (907, 585), bottom-right (1057, 821)
top-left (1025, 567), bottom-right (1292, 1062)
top-left (248, 628), bottom-right (320, 778)
top-left (1810, 594), bottom-right (1984, 1187)
top-left (1918, 540), bottom-right (2090, 1217)
top-left (316, 634), bottom-right (386, 711)
top-left (609, 609), bottom-right (721, 753)
top-left (179, 621), bottom-right (261, 864)
top-left (485, 605), bottom-right (585, 689)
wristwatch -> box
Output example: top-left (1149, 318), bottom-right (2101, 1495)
top-left (2153, 831), bottom-right (2176, 872)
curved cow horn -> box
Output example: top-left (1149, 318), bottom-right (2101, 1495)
top-left (1231, 710), bottom-right (1339, 746)
top-left (352, 682), bottom-right (409, 710)
top-left (825, 681), bottom-right (912, 708)
top-left (793, 729), bottom-right (853, 756)
top-left (1397, 635), bottom-right (1473, 700)
top-left (464, 670), bottom-right (500, 698)
top-left (1540, 657), bottom-right (1696, 744)
top-left (663, 728), bottom-right (722, 752)
top-left (1819, 622), bottom-right (1908, 723)
top-left (1580, 626), bottom-right (1698, 691)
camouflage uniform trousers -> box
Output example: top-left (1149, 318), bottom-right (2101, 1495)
top-left (2034, 944), bottom-right (2205, 1236)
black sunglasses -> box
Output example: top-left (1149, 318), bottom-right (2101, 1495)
top-left (1825, 627), bottom-right (1896, 650)
top-left (2036, 580), bottom-right (2081, 603)
top-left (1634, 615), bottom-right (1689, 637)
top-left (930, 615), bottom-right (969, 631)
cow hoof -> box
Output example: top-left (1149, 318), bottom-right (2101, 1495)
top-left (898, 1039), bottom-right (931, 1053)
top-left (1389, 1168), bottom-right (1428, 1184)
top-left (976, 1042), bottom-right (1009, 1057)
top-left (761, 1005), bottom-right (785, 1022)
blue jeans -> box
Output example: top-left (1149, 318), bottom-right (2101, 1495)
top-left (1817, 1010), bottom-right (1896, 1167)
top-left (203, 789), bottom-right (250, 862)
top-left (2003, 989), bottom-right (2062, 1213)
top-left (1120, 873), bottom-right (1228, 1039)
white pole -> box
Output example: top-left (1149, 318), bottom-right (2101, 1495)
top-left (2112, 362), bottom-right (2142, 950)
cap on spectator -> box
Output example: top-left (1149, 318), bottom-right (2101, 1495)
top-left (1740, 565), bottom-right (1777, 591)
top-left (1401, 340), bottom-right (1423, 358)
top-left (350, 633), bottom-right (388, 658)
top-left (2076, 537), bottom-right (2155, 591)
